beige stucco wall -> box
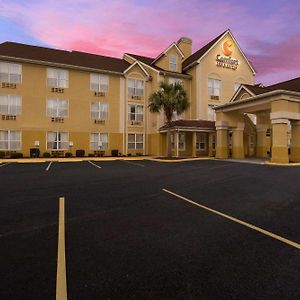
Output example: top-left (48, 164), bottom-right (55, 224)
top-left (191, 32), bottom-right (254, 120)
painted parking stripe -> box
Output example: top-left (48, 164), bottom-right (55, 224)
top-left (88, 160), bottom-right (102, 169)
top-left (0, 163), bottom-right (9, 168)
top-left (56, 197), bottom-right (68, 300)
top-left (46, 161), bottom-right (53, 171)
top-left (163, 188), bottom-right (300, 251)
top-left (120, 160), bottom-right (145, 167)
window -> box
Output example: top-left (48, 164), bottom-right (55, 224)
top-left (208, 78), bottom-right (221, 99)
top-left (212, 134), bottom-right (216, 150)
top-left (171, 134), bottom-right (175, 149)
top-left (169, 55), bottom-right (177, 72)
top-left (249, 135), bottom-right (255, 149)
top-left (178, 133), bottom-right (185, 150)
top-left (47, 132), bottom-right (69, 150)
top-left (171, 133), bottom-right (185, 150)
top-left (0, 130), bottom-right (21, 150)
top-left (90, 74), bottom-right (109, 92)
top-left (196, 133), bottom-right (206, 150)
top-left (47, 99), bottom-right (68, 117)
top-left (208, 105), bottom-right (216, 121)
top-left (172, 111), bottom-right (184, 121)
top-left (128, 104), bottom-right (143, 121)
top-left (0, 94), bottom-right (21, 115)
top-left (128, 79), bottom-right (144, 97)
top-left (91, 102), bottom-right (108, 120)
top-left (169, 77), bottom-right (183, 86)
top-left (0, 61), bottom-right (22, 83)
top-left (90, 133), bottom-right (108, 150)
top-left (47, 68), bottom-right (68, 88)
top-left (128, 133), bottom-right (143, 150)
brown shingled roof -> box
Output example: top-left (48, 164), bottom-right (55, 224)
top-left (182, 31), bottom-right (227, 71)
top-left (243, 84), bottom-right (271, 95)
top-left (267, 77), bottom-right (300, 93)
top-left (159, 119), bottom-right (215, 131)
top-left (0, 42), bottom-right (130, 73)
top-left (125, 53), bottom-right (154, 65)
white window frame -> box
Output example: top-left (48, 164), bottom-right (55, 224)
top-left (128, 133), bottom-right (144, 150)
top-left (0, 94), bottom-right (22, 115)
top-left (90, 74), bottom-right (109, 92)
top-left (208, 105), bottom-right (216, 121)
top-left (168, 77), bottom-right (183, 86)
top-left (196, 133), bottom-right (207, 151)
top-left (208, 78), bottom-right (221, 98)
top-left (47, 98), bottom-right (69, 117)
top-left (172, 111), bottom-right (185, 121)
top-left (0, 61), bottom-right (22, 83)
top-left (0, 130), bottom-right (22, 150)
top-left (91, 102), bottom-right (108, 120)
top-left (47, 68), bottom-right (69, 88)
top-left (128, 104), bottom-right (144, 121)
top-left (90, 133), bottom-right (109, 150)
top-left (178, 133), bottom-right (185, 151)
top-left (128, 79), bottom-right (144, 97)
top-left (46, 131), bottom-right (69, 150)
top-left (169, 55), bottom-right (177, 72)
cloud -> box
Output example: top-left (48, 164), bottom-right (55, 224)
top-left (0, 0), bottom-right (300, 84)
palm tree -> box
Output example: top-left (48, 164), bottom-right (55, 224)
top-left (149, 81), bottom-right (190, 158)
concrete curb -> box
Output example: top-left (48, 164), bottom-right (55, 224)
top-left (0, 156), bottom-right (213, 164)
top-left (265, 161), bottom-right (300, 167)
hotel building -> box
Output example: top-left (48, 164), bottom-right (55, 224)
top-left (1, 29), bottom-right (299, 163)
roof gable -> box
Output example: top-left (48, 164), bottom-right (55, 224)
top-left (152, 42), bottom-right (184, 65)
top-left (182, 29), bottom-right (256, 74)
top-left (123, 61), bottom-right (150, 77)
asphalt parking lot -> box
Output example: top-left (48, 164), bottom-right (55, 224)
top-left (1, 159), bottom-right (300, 300)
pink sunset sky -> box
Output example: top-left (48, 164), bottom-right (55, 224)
top-left (0, 0), bottom-right (299, 85)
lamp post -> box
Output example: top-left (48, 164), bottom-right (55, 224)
top-left (34, 140), bottom-right (40, 158)
top-left (69, 141), bottom-right (74, 156)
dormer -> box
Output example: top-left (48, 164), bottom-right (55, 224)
top-left (152, 42), bottom-right (185, 73)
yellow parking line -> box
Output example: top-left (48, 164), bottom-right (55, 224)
top-left (163, 188), bottom-right (300, 251)
top-left (46, 161), bottom-right (53, 171)
top-left (56, 197), bottom-right (68, 300)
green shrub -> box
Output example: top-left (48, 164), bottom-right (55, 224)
top-left (30, 148), bottom-right (40, 158)
top-left (65, 152), bottom-right (72, 157)
top-left (10, 152), bottom-right (23, 159)
top-left (0, 151), bottom-right (5, 158)
top-left (88, 153), bottom-right (95, 157)
top-left (76, 149), bottom-right (85, 157)
top-left (111, 149), bottom-right (118, 157)
top-left (43, 152), bottom-right (51, 158)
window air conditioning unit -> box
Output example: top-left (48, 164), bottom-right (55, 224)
top-left (210, 95), bottom-right (219, 100)
top-left (94, 91), bottom-right (106, 97)
top-left (51, 117), bottom-right (64, 123)
top-left (131, 95), bottom-right (141, 100)
top-left (94, 119), bottom-right (105, 125)
top-left (1, 115), bottom-right (17, 120)
top-left (51, 87), bottom-right (64, 93)
top-left (131, 121), bottom-right (141, 126)
top-left (2, 82), bottom-right (17, 89)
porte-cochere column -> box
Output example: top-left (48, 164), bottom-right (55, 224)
top-left (232, 123), bottom-right (245, 159)
top-left (290, 121), bottom-right (300, 162)
top-left (216, 123), bottom-right (228, 159)
top-left (271, 119), bottom-right (289, 163)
